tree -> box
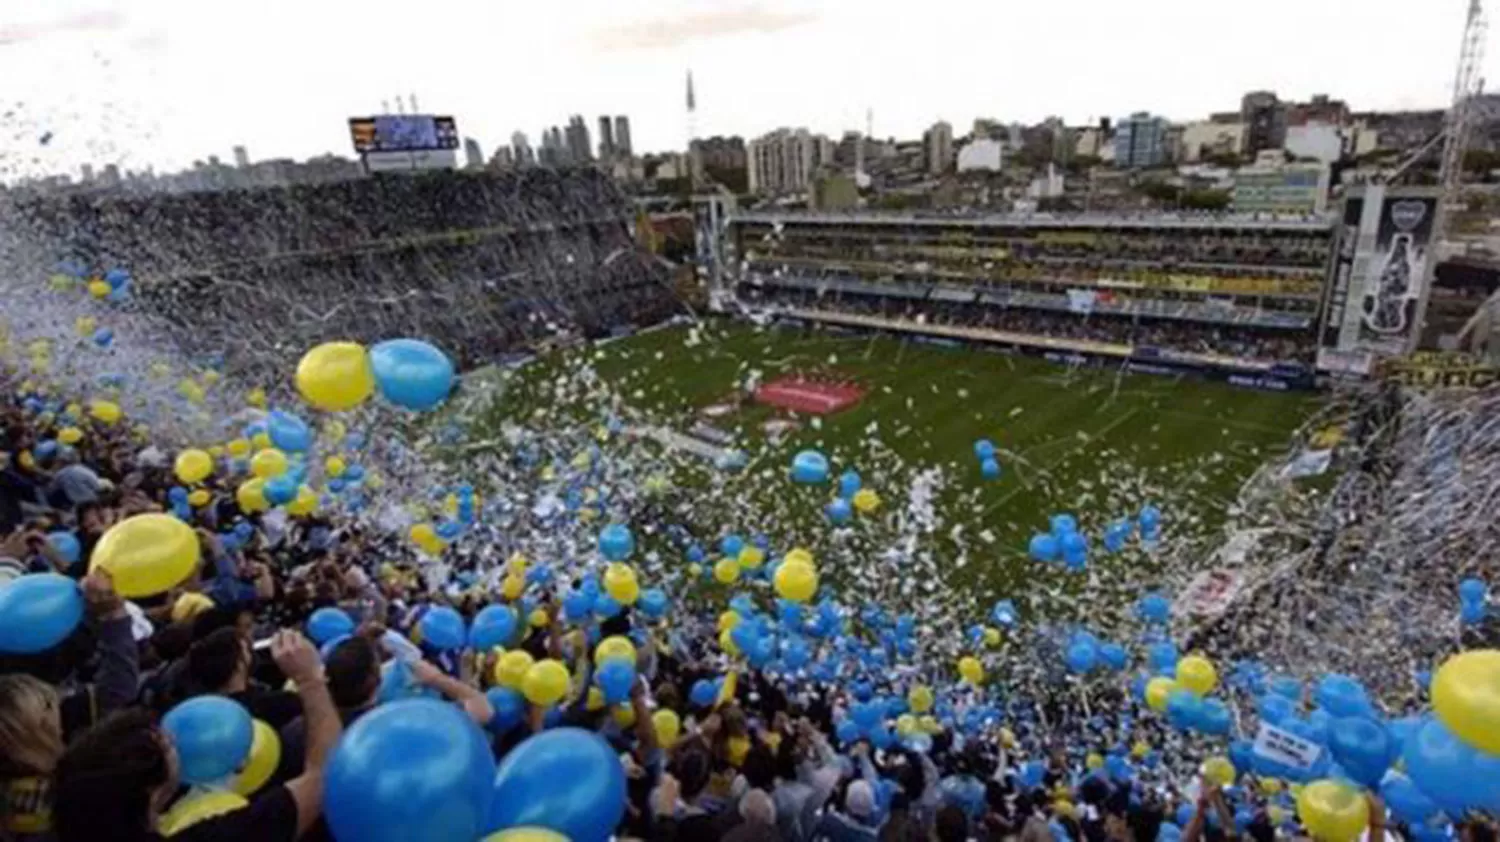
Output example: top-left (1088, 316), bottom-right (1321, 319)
top-left (1181, 188), bottom-right (1232, 211)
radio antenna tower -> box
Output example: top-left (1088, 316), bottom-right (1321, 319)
top-left (686, 69), bottom-right (700, 189)
top-left (1410, 0), bottom-right (1488, 352)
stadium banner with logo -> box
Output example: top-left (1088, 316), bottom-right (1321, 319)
top-left (1319, 186), bottom-right (1441, 369)
top-left (1379, 351), bottom-right (1500, 389)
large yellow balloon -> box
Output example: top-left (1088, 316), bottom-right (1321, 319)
top-left (1432, 648), bottom-right (1500, 755)
top-left (853, 488), bottom-right (881, 514)
top-left (251, 432), bottom-right (272, 451)
top-left (231, 720), bottom-right (282, 795)
top-left (159, 789), bottom-right (248, 836)
top-left (603, 563), bottom-right (640, 604)
top-left (236, 479), bottom-right (269, 514)
top-left (896, 714), bottom-right (918, 737)
top-left (296, 342), bottom-right (374, 411)
top-left (784, 548), bottom-right (814, 568)
top-left (90, 513), bottom-right (201, 598)
top-left (714, 558), bottom-right (741, 585)
top-left (175, 449), bottom-right (214, 484)
top-left (958, 656), bottom-right (985, 685)
top-left (482, 828), bottom-right (569, 842)
top-left (1296, 779), bottom-right (1368, 842)
top-left (595, 635), bottom-right (637, 665)
top-left (774, 559), bottom-right (817, 602)
top-left (737, 546), bottom-right (765, 569)
top-left (89, 400), bottom-right (121, 425)
top-left (522, 659), bottom-right (571, 707)
top-left (57, 426), bottom-right (83, 445)
top-left (1177, 655), bottom-right (1218, 695)
top-left (409, 523), bottom-right (438, 547)
top-left (87, 280), bottom-right (110, 299)
top-left (1146, 677), bottom-right (1177, 712)
top-left (226, 438), bottom-right (251, 458)
top-left (1202, 755), bottom-right (1235, 787)
top-left (285, 486), bottom-right (318, 517)
top-left (324, 455), bottom-right (347, 478)
top-left (249, 448), bottom-right (288, 479)
top-left (495, 650), bottom-right (534, 689)
top-left (501, 575), bottom-right (525, 601)
top-left (909, 685), bottom-right (935, 714)
top-left (613, 703), bottom-right (636, 729)
top-left (653, 709), bottom-right (682, 746)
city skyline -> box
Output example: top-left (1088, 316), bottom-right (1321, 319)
top-left (1, 0), bottom-right (1493, 179)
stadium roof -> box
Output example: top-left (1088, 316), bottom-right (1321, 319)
top-left (731, 210), bottom-right (1336, 232)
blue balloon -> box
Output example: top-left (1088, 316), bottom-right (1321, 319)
top-left (1314, 674), bottom-right (1371, 718)
top-left (1270, 675), bottom-right (1302, 701)
top-left (598, 523), bottom-right (634, 561)
top-left (991, 600), bottom-right (1017, 627)
top-left (436, 520), bottom-right (464, 541)
top-left (266, 410), bottom-right (312, 452)
top-left (1460, 601), bottom-right (1487, 625)
top-left (343, 463), bottom-right (366, 481)
top-left (488, 728), bottom-right (625, 842)
top-left (1329, 716), bottom-right (1395, 788)
top-left (596, 658), bottom-right (636, 705)
top-left (327, 699), bottom-right (496, 842)
top-left (1066, 640), bottom-right (1098, 673)
top-left (1049, 513), bottom-right (1078, 535)
top-left (836, 719), bottom-right (862, 744)
top-left (782, 636), bottom-right (811, 669)
top-left (719, 534), bottom-right (744, 558)
top-left (33, 440), bottom-right (58, 461)
top-left (486, 687), bottom-right (526, 734)
top-left (690, 679), bottom-right (718, 708)
top-left (263, 475), bottom-right (297, 506)
top-left (469, 605), bottom-right (518, 650)
top-left (974, 439), bottom-right (996, 459)
top-left (307, 607), bottom-right (355, 645)
top-left (1458, 577), bottom-right (1487, 605)
top-left (790, 450), bottom-right (830, 484)
top-left (1198, 698), bottom-right (1232, 736)
top-left (1258, 694), bottom-right (1296, 725)
top-left (1157, 823), bottom-right (1182, 842)
top-left (869, 723), bottom-right (895, 750)
top-left (105, 268), bottom-right (130, 289)
top-left (638, 588), bottom-right (669, 619)
top-left (162, 696), bottom-right (254, 784)
top-left (826, 497), bottom-right (853, 524)
top-left (92, 327), bottom-right (113, 347)
top-left (1028, 533), bottom-right (1060, 562)
top-left (0, 574), bottom-right (83, 654)
top-left (1147, 641), bottom-right (1179, 674)
top-left (1402, 715), bottom-right (1500, 815)
top-left (562, 589), bottom-right (594, 623)
top-left (593, 594), bottom-right (621, 618)
top-left (838, 470), bottom-right (862, 499)
top-left (420, 606), bottom-right (466, 650)
top-left (980, 458), bottom-right (1001, 480)
top-left (46, 531), bottom-right (81, 564)
top-left (1139, 504), bottom-right (1162, 528)
top-left (1100, 642), bottom-right (1128, 671)
top-left (369, 339), bottom-right (456, 411)
top-left (1166, 689), bottom-right (1204, 731)
top-left (1229, 739), bottom-right (1255, 774)
top-left (1381, 773), bottom-right (1439, 826)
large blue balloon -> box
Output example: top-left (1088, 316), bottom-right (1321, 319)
top-left (596, 658), bottom-right (636, 705)
top-left (838, 470), bottom-right (862, 499)
top-left (1099, 642), bottom-right (1128, 671)
top-left (263, 475), bottom-right (297, 506)
top-left (638, 588), bottom-right (669, 619)
top-left (420, 606), bottom-right (466, 650)
top-left (1458, 577), bottom-right (1487, 605)
top-left (307, 606), bottom-right (355, 645)
top-left (826, 497), bottom-right (853, 524)
top-left (690, 679), bottom-right (718, 708)
top-left (598, 523), bottom-right (634, 561)
top-left (1166, 689), bottom-right (1203, 731)
top-left (327, 699), bottom-right (496, 842)
top-left (790, 450), bottom-right (829, 484)
top-left (1198, 698), bottom-right (1232, 736)
top-left (162, 696), bottom-right (254, 784)
top-left (1402, 715), bottom-right (1500, 815)
top-left (266, 410), bottom-right (312, 452)
top-left (469, 605), bottom-right (518, 650)
top-left (980, 458), bottom-right (1001, 480)
top-left (1028, 533), bottom-right (1059, 563)
top-left (1382, 773), bottom-right (1439, 826)
top-left (973, 439), bottom-right (996, 460)
top-left (1049, 513), bottom-right (1078, 535)
top-left (369, 339), bottom-right (456, 411)
top-left (487, 687), bottom-right (526, 734)
top-left (46, 531), bottom-right (81, 564)
top-left (0, 574), bottom-right (84, 654)
top-left (1137, 593), bottom-right (1171, 623)
top-left (487, 728), bottom-right (626, 842)
top-left (1314, 674), bottom-right (1371, 718)
top-left (1065, 640), bottom-right (1098, 673)
top-left (1329, 716), bottom-right (1394, 788)
top-left (1258, 694), bottom-right (1296, 726)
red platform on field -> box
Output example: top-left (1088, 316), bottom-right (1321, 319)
top-left (754, 377), bottom-right (865, 415)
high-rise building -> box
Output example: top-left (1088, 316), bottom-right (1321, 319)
top-left (598, 116), bottom-right (615, 159)
top-left (747, 128), bottom-right (826, 194)
top-left (1112, 112), bottom-right (1168, 168)
top-left (539, 127), bottom-right (565, 166)
top-left (923, 121), bottom-right (954, 175)
top-left (512, 131), bottom-right (534, 166)
top-left (463, 138), bottom-right (484, 169)
top-left (80, 163), bottom-right (95, 183)
top-left (566, 116), bottom-right (592, 163)
top-left (233, 146), bottom-right (250, 169)
top-left (1241, 91), bottom-right (1288, 157)
top-left (613, 116), bottom-right (633, 158)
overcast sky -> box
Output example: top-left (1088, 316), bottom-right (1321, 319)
top-left (2, 0), bottom-right (1494, 178)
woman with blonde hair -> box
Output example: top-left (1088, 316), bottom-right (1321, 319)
top-left (0, 675), bottom-right (66, 840)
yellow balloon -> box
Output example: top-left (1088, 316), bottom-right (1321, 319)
top-left (653, 709), bottom-right (681, 746)
top-left (687, 563), bottom-right (702, 578)
top-left (774, 559), bottom-right (817, 602)
top-left (714, 558), bottom-right (741, 584)
top-left (1202, 756), bottom-right (1236, 787)
top-left (958, 656), bottom-right (984, 685)
top-left (226, 438), bottom-right (251, 458)
top-left (853, 488), bottom-right (881, 514)
top-left (613, 703), bottom-right (637, 729)
top-left (171, 592), bottom-right (215, 623)
top-left (737, 546), bottom-right (765, 569)
top-left (495, 650), bottom-right (534, 689)
top-left (896, 714), bottom-right (917, 737)
top-left (481, 829), bottom-right (569, 842)
top-left (237, 478), bottom-right (269, 513)
top-left (251, 432), bottom-right (272, 450)
top-left (528, 608), bottom-right (549, 628)
top-left (286, 486), bottom-right (317, 516)
top-left (177, 379), bottom-right (205, 405)
top-left (65, 402), bottom-right (82, 418)
top-left (88, 400), bottom-right (121, 425)
top-left (586, 686), bottom-right (606, 711)
top-left (1432, 648), bottom-right (1500, 755)
top-left (159, 789), bottom-right (248, 836)
top-left (1146, 677), bottom-right (1177, 712)
top-left (1296, 779), bottom-right (1368, 842)
top-left (919, 715), bottom-right (941, 734)
top-left (207, 446), bottom-right (224, 458)
top-left (324, 420), bottom-right (347, 444)
top-left (1053, 800), bottom-right (1076, 820)
top-left (784, 548), bottom-right (814, 568)
top-left (200, 370), bottom-right (220, 386)
top-left (175, 449), bottom-right (214, 484)
top-left (522, 659), bottom-right (571, 707)
top-left (719, 628), bottom-right (740, 657)
top-left (87, 280), bottom-right (111, 299)
top-left (324, 455), bottom-right (347, 478)
top-left (604, 563), bottom-right (640, 604)
top-left (90, 513), bottom-right (201, 598)
top-left (1260, 777), bottom-right (1284, 794)
top-left (1177, 655), bottom-right (1218, 695)
top-left (596, 635), bottom-right (637, 665)
top-left (501, 575), bottom-right (525, 601)
top-left (250, 448), bottom-right (288, 479)
top-left (718, 610), bottom-right (742, 632)
top-left (75, 315), bottom-right (97, 336)
top-left (296, 342), bottom-right (374, 411)
top-left (231, 720), bottom-right (282, 795)
top-left (909, 685), bottom-right (934, 714)
top-left (245, 387), bottom-right (267, 409)
top-left (1131, 740), bottom-right (1151, 759)
top-left (1086, 753), bottom-right (1104, 770)
top-left (187, 489), bottom-right (211, 508)
top-left (983, 627), bottom-right (1001, 647)
top-left (57, 426), bottom-right (83, 445)
top-left (409, 523), bottom-right (438, 546)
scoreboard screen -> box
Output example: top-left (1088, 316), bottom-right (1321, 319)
top-left (349, 115), bottom-right (460, 153)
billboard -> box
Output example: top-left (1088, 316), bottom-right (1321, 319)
top-left (348, 115), bottom-right (460, 153)
top-left (1316, 185), bottom-right (1441, 371)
